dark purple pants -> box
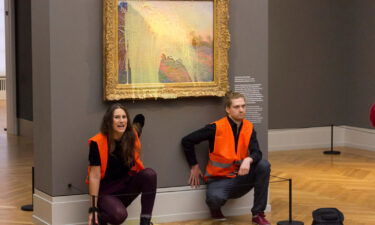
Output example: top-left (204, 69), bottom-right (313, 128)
top-left (98, 168), bottom-right (157, 225)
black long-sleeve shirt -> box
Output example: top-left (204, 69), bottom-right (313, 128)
top-left (181, 116), bottom-right (262, 166)
top-left (89, 140), bottom-right (133, 183)
top-left (88, 124), bottom-right (142, 183)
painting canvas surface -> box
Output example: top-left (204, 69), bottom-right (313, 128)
top-left (118, 0), bottom-right (214, 84)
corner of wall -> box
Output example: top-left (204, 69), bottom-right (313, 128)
top-left (18, 118), bottom-right (33, 138)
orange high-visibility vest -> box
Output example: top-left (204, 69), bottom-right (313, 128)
top-left (204, 117), bottom-right (253, 181)
top-left (86, 130), bottom-right (144, 183)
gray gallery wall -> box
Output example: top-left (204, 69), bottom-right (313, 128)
top-left (269, 0), bottom-right (350, 129)
top-left (25, 0), bottom-right (375, 130)
top-left (345, 1), bottom-right (375, 128)
top-left (32, 0), bottom-right (268, 196)
top-left (229, 0), bottom-right (268, 158)
top-left (269, 0), bottom-right (375, 129)
top-left (15, 0), bottom-right (33, 121)
top-left (32, 0), bottom-right (52, 194)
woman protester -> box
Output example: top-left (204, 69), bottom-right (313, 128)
top-left (87, 103), bottom-right (157, 225)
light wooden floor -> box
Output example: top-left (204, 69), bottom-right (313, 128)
top-left (0, 101), bottom-right (34, 224)
top-left (269, 147), bottom-right (375, 225)
top-left (1, 99), bottom-right (375, 224)
top-left (2, 146), bottom-right (375, 225)
top-left (162, 147), bottom-right (375, 225)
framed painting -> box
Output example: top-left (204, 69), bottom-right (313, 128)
top-left (103, 0), bottom-right (229, 100)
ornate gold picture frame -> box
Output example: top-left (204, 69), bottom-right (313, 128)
top-left (103, 0), bottom-right (229, 100)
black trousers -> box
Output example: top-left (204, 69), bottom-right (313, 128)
top-left (98, 168), bottom-right (157, 225)
top-left (206, 159), bottom-right (271, 215)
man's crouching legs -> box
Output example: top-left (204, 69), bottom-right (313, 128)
top-left (251, 159), bottom-right (271, 225)
top-left (206, 179), bottom-right (231, 221)
top-left (251, 159), bottom-right (271, 215)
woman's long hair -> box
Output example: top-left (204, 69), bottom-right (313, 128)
top-left (100, 103), bottom-right (135, 166)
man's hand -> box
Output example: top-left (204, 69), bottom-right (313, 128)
top-left (189, 164), bottom-right (203, 188)
top-left (238, 157), bottom-right (253, 176)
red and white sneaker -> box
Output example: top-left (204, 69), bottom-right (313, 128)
top-left (252, 212), bottom-right (270, 225)
top-left (209, 208), bottom-right (227, 221)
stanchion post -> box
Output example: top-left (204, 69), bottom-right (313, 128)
top-left (277, 179), bottom-right (304, 225)
top-left (21, 166), bottom-right (34, 211)
top-left (289, 179), bottom-right (292, 222)
top-left (323, 125), bottom-right (341, 155)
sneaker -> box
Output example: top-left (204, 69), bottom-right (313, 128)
top-left (140, 217), bottom-right (153, 225)
top-left (252, 212), bottom-right (270, 225)
top-left (97, 213), bottom-right (107, 225)
top-left (133, 114), bottom-right (146, 136)
top-left (209, 208), bottom-right (227, 221)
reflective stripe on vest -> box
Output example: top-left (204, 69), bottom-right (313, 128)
top-left (86, 129), bottom-right (144, 183)
top-left (234, 160), bottom-right (243, 165)
top-left (211, 160), bottom-right (233, 169)
top-left (204, 117), bottom-right (253, 181)
top-left (205, 169), bottom-right (237, 179)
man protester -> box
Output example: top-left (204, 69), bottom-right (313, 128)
top-left (181, 91), bottom-right (271, 225)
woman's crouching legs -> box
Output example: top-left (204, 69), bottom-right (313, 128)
top-left (98, 195), bottom-right (128, 225)
top-left (138, 168), bottom-right (157, 217)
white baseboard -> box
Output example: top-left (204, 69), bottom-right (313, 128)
top-left (342, 126), bottom-right (375, 151)
top-left (33, 187), bottom-right (270, 225)
top-left (268, 125), bottom-right (375, 152)
top-left (33, 189), bottom-right (89, 225)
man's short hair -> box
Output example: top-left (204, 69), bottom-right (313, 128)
top-left (224, 91), bottom-right (246, 108)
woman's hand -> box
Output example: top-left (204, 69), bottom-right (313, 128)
top-left (88, 166), bottom-right (101, 225)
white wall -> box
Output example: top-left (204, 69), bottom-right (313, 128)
top-left (269, 126), bottom-right (375, 152)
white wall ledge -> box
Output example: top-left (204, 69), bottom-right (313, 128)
top-left (269, 125), bottom-right (375, 151)
top-left (33, 187), bottom-right (270, 225)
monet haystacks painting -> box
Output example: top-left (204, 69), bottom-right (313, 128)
top-left (104, 0), bottom-right (229, 100)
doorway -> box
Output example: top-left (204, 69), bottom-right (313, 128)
top-left (4, 0), bottom-right (33, 136)
top-left (4, 0), bottom-right (17, 135)
top-left (0, 0), bottom-right (6, 134)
